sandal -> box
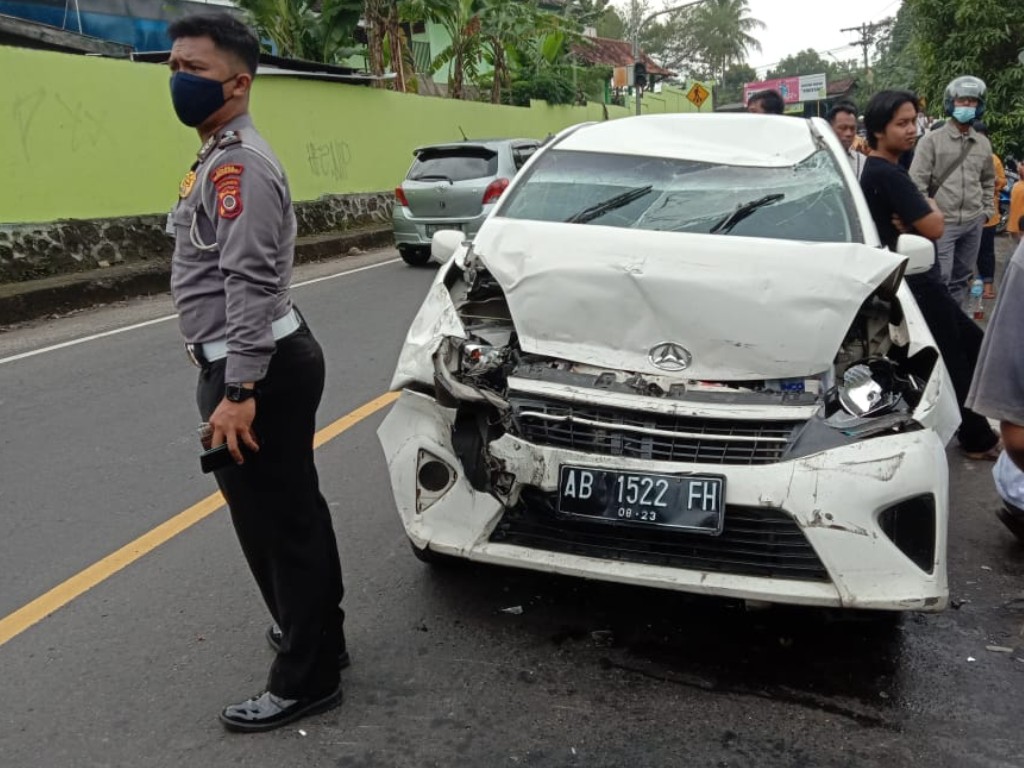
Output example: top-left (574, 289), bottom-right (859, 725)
top-left (983, 284), bottom-right (997, 300)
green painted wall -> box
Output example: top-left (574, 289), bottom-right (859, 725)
top-left (1, 46), bottom-right (703, 226)
top-left (625, 83), bottom-right (714, 115)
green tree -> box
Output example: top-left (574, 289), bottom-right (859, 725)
top-left (479, 0), bottom-right (540, 103)
top-left (365, 0), bottom-right (415, 91)
top-left (717, 62), bottom-right (755, 105)
top-left (635, 10), bottom-right (704, 78)
top-left (595, 6), bottom-right (625, 38)
top-left (908, 0), bottom-right (1024, 154)
top-left (401, 0), bottom-right (488, 99)
top-left (234, 0), bottom-right (363, 64)
top-left (689, 0), bottom-right (763, 83)
top-left (767, 48), bottom-right (855, 80)
top-left (872, 4), bottom-right (917, 95)
top-left (564, 0), bottom-right (614, 28)
top-left (509, 23), bottom-right (579, 106)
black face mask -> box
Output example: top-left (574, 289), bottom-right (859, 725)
top-left (169, 72), bottom-right (238, 127)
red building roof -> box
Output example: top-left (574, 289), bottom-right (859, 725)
top-left (571, 35), bottom-right (675, 77)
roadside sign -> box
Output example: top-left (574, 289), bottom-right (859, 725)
top-left (687, 82), bottom-right (710, 108)
top-left (745, 73), bottom-right (828, 105)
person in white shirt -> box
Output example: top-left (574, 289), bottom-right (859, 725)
top-left (827, 101), bottom-right (865, 178)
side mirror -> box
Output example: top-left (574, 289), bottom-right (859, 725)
top-left (431, 229), bottom-right (465, 265)
top-left (897, 234), bottom-right (935, 276)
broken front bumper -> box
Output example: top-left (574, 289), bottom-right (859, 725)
top-left (378, 390), bottom-right (949, 612)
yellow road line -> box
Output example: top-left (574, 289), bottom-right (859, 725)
top-left (0, 391), bottom-right (400, 648)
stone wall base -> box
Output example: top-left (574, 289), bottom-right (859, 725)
top-left (0, 192), bottom-right (394, 284)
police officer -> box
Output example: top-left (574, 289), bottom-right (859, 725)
top-left (166, 13), bottom-right (346, 732)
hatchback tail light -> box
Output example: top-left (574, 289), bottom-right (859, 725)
top-left (395, 187), bottom-right (410, 207)
top-left (482, 178), bottom-right (510, 205)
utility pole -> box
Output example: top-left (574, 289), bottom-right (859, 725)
top-left (840, 19), bottom-right (893, 76)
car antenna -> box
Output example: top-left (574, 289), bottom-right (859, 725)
top-left (459, 126), bottom-right (468, 141)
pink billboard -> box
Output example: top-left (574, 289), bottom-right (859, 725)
top-left (744, 77), bottom-right (801, 104)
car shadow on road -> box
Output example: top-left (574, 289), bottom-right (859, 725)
top-left (413, 557), bottom-right (907, 729)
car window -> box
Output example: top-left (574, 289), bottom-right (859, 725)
top-left (498, 148), bottom-right (863, 244)
top-left (512, 144), bottom-right (539, 171)
top-left (407, 147), bottom-right (498, 182)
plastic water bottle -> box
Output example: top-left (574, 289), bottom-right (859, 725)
top-left (969, 278), bottom-right (985, 321)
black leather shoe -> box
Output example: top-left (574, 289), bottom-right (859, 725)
top-left (266, 624), bottom-right (351, 670)
top-left (219, 685), bottom-right (343, 733)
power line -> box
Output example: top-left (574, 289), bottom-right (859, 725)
top-left (840, 18), bottom-right (894, 71)
top-left (750, 44), bottom-right (861, 73)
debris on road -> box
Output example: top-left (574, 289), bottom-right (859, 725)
top-left (986, 645), bottom-right (1014, 653)
top-left (501, 606), bottom-right (524, 615)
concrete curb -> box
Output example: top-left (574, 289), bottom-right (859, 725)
top-left (0, 225), bottom-right (393, 325)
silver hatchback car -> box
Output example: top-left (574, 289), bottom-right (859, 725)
top-left (393, 138), bottom-right (540, 265)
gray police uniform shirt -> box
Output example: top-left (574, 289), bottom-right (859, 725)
top-left (967, 238), bottom-right (1024, 425)
top-left (169, 113), bottom-right (296, 384)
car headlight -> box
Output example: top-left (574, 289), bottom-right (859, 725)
top-left (839, 362), bottom-right (901, 417)
top-left (461, 343), bottom-right (506, 376)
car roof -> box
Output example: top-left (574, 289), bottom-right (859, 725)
top-left (412, 138), bottom-right (537, 155)
top-left (556, 114), bottom-right (821, 168)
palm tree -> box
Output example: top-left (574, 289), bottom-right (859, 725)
top-left (689, 0), bottom-right (763, 84)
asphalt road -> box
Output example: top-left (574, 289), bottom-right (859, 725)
top-left (2, 246), bottom-right (1024, 768)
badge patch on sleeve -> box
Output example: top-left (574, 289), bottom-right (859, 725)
top-left (210, 164), bottom-right (244, 219)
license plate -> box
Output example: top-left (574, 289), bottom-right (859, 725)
top-left (425, 224), bottom-right (462, 237)
top-left (557, 466), bottom-right (725, 535)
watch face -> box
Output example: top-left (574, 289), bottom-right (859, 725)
top-left (227, 385), bottom-right (254, 402)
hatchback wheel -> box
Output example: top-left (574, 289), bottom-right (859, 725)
top-left (399, 246), bottom-right (431, 266)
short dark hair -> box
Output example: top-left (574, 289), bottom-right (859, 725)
top-left (826, 101), bottom-right (858, 124)
top-left (168, 13), bottom-right (260, 76)
top-left (863, 90), bottom-right (919, 149)
top-left (748, 89), bottom-right (785, 115)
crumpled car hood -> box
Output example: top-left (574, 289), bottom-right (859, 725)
top-left (473, 218), bottom-right (907, 380)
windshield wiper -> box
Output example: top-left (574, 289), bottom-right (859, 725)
top-left (709, 194), bottom-right (785, 235)
top-left (411, 174), bottom-right (452, 182)
top-left (564, 185), bottom-right (654, 224)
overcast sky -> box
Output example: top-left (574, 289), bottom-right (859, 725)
top-left (615, 0), bottom-right (903, 78)
top-left (745, 0), bottom-right (902, 75)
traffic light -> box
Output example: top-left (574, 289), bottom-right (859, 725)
top-left (633, 61), bottom-right (648, 90)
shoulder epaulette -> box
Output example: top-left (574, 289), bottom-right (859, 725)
top-left (217, 130), bottom-right (243, 150)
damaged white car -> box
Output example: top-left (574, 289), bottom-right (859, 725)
top-left (378, 114), bottom-right (960, 612)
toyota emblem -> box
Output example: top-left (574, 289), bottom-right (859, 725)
top-left (649, 342), bottom-right (693, 372)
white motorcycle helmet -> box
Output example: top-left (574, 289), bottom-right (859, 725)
top-left (943, 75), bottom-right (987, 119)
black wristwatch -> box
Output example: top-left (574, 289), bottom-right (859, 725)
top-left (225, 383), bottom-right (257, 403)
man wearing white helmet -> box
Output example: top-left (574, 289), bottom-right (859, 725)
top-left (909, 75), bottom-right (996, 306)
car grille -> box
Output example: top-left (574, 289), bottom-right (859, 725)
top-left (491, 489), bottom-right (829, 582)
top-left (509, 395), bottom-right (803, 466)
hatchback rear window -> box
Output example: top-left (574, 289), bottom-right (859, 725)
top-left (408, 147), bottom-right (499, 182)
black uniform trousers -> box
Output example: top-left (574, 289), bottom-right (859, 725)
top-left (906, 273), bottom-right (999, 453)
top-left (197, 323), bottom-right (345, 699)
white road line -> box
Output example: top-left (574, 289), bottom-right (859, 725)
top-left (0, 258), bottom-right (401, 367)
